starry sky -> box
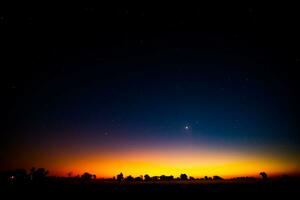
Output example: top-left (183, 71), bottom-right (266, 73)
top-left (1, 5), bottom-right (300, 177)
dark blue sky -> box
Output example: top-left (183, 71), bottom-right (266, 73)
top-left (5, 65), bottom-right (298, 148)
top-left (1, 5), bottom-right (299, 173)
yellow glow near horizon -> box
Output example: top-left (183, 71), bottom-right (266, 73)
top-left (35, 147), bottom-right (300, 178)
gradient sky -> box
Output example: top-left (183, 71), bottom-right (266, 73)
top-left (1, 5), bottom-right (300, 178)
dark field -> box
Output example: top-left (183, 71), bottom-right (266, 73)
top-left (2, 179), bottom-right (299, 198)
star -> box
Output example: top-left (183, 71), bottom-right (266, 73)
top-left (184, 126), bottom-right (190, 130)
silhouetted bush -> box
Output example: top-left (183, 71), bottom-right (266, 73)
top-left (134, 176), bottom-right (143, 181)
top-left (213, 176), bottom-right (224, 181)
top-left (81, 172), bottom-right (92, 180)
top-left (144, 174), bottom-right (151, 181)
top-left (125, 175), bottom-right (134, 182)
top-left (259, 172), bottom-right (268, 180)
top-left (30, 167), bottom-right (49, 182)
top-left (160, 175), bottom-right (174, 181)
top-left (231, 177), bottom-right (256, 181)
top-left (180, 174), bottom-right (188, 180)
top-left (117, 173), bottom-right (124, 181)
top-left (160, 175), bottom-right (166, 180)
top-left (204, 176), bottom-right (212, 181)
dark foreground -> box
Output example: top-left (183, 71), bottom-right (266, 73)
top-left (2, 179), bottom-right (299, 199)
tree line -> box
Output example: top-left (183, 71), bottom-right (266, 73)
top-left (0, 168), bottom-right (271, 183)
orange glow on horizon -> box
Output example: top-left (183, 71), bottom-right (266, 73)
top-left (16, 146), bottom-right (299, 179)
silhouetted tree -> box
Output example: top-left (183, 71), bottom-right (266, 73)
top-left (117, 173), bottom-right (124, 181)
top-left (30, 167), bottom-right (49, 182)
top-left (180, 174), bottom-right (188, 180)
top-left (152, 176), bottom-right (159, 181)
top-left (134, 176), bottom-right (143, 181)
top-left (125, 175), bottom-right (134, 182)
top-left (144, 174), bottom-right (151, 181)
top-left (204, 176), bottom-right (212, 181)
top-left (81, 172), bottom-right (93, 181)
top-left (213, 176), bottom-right (224, 181)
top-left (189, 176), bottom-right (195, 180)
top-left (232, 177), bottom-right (256, 181)
top-left (160, 175), bottom-right (174, 181)
top-left (260, 172), bottom-right (268, 180)
top-left (160, 175), bottom-right (166, 181)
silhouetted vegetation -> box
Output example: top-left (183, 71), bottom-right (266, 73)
top-left (1, 168), bottom-right (295, 187)
top-left (160, 175), bottom-right (174, 181)
top-left (0, 167), bottom-right (50, 184)
top-left (1, 169), bottom-right (299, 198)
top-left (112, 173), bottom-right (224, 182)
top-left (230, 177), bottom-right (256, 181)
top-left (30, 167), bottom-right (49, 182)
top-left (204, 176), bottom-right (212, 181)
top-left (260, 172), bottom-right (268, 180)
top-left (125, 175), bottom-right (134, 182)
top-left (134, 176), bottom-right (143, 181)
top-left (213, 176), bottom-right (224, 181)
top-left (117, 173), bottom-right (124, 181)
top-left (144, 174), bottom-right (151, 181)
top-left (81, 172), bottom-right (96, 181)
top-left (180, 174), bottom-right (188, 180)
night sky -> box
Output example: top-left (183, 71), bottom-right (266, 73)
top-left (1, 5), bottom-right (300, 177)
